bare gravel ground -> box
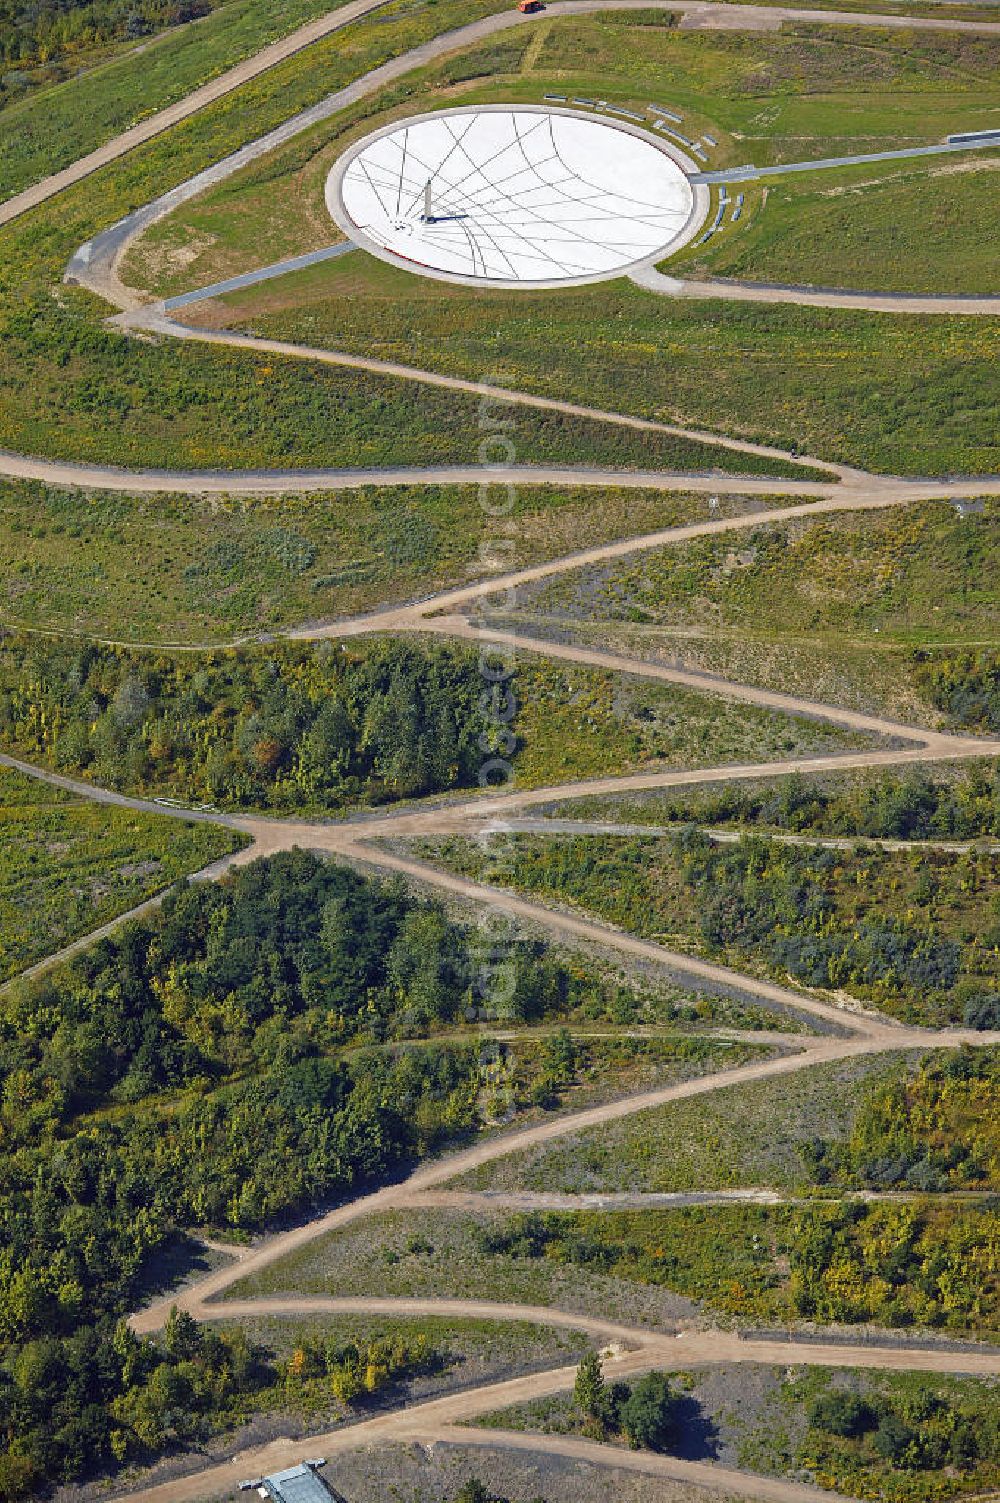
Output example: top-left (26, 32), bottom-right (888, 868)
top-left (305, 1440), bottom-right (747, 1502)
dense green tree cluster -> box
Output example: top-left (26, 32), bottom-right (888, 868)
top-left (0, 1310), bottom-right (269, 1496)
top-left (807, 1047), bottom-right (1000, 1190)
top-left (572, 1352), bottom-right (678, 1452)
top-left (0, 0), bottom-right (211, 74)
top-left (807, 1381), bottom-right (1000, 1475)
top-left (0, 850), bottom-right (613, 1493)
top-left (620, 1372), bottom-right (680, 1452)
top-left (624, 764), bottom-right (1000, 840)
top-left (914, 649), bottom-right (1000, 734)
top-left (0, 1038), bottom-right (487, 1344)
top-left (282, 1328), bottom-right (438, 1406)
top-left (675, 830), bottom-right (994, 1017)
top-left (0, 1302), bottom-right (441, 1495)
top-left (3, 850), bottom-right (468, 1139)
top-left (789, 1200), bottom-right (999, 1332)
top-left (573, 1349), bottom-right (609, 1425)
top-left (0, 631), bottom-right (487, 809)
top-left (810, 1390), bottom-right (878, 1438)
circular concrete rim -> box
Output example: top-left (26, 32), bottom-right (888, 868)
top-left (326, 102), bottom-right (709, 290)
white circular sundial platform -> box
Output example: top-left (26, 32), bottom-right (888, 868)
top-left (327, 105), bottom-right (704, 288)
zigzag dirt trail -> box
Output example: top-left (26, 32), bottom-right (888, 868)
top-left (4, 2), bottom-right (1000, 1498)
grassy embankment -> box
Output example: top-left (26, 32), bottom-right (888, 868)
top-left (129, 18), bottom-right (1000, 296)
top-left (107, 17), bottom-right (1000, 476)
top-left (0, 482), bottom-right (795, 643)
top-left (0, 0), bottom-right (357, 193)
top-left (414, 832), bottom-right (1000, 1025)
top-left (499, 500), bottom-right (1000, 723)
top-left (2, 0), bottom-right (815, 479)
top-left (0, 762), bottom-right (245, 981)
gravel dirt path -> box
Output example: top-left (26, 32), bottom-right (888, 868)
top-left (106, 1323), bottom-right (1000, 1503)
top-left (7, 7), bottom-right (1000, 1496)
top-left (0, 0), bottom-right (392, 228)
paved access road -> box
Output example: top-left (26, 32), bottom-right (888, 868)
top-left (53, 2), bottom-right (1000, 322)
top-left (8, 0), bottom-right (1000, 232)
top-left (5, 4), bottom-right (1000, 1498)
top-left (0, 0), bottom-right (393, 229)
top-left (5, 0), bottom-right (992, 234)
top-left (633, 262), bottom-right (1000, 316)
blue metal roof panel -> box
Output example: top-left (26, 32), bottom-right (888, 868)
top-left (263, 1465), bottom-right (331, 1503)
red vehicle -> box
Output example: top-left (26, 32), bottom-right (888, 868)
top-left (518, 1), bottom-right (544, 13)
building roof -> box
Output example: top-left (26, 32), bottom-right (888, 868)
top-left (260, 1464), bottom-right (332, 1503)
